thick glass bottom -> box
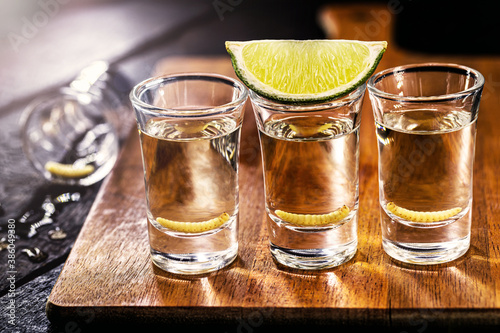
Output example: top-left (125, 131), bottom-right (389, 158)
top-left (150, 243), bottom-right (238, 275)
top-left (382, 236), bottom-right (470, 265)
top-left (269, 241), bottom-right (357, 270)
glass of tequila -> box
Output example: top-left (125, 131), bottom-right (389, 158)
top-left (250, 85), bottom-right (365, 270)
top-left (367, 63), bottom-right (484, 265)
top-left (130, 73), bottom-right (247, 274)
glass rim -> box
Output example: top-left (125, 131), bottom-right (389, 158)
top-left (129, 72), bottom-right (248, 116)
top-left (367, 62), bottom-right (485, 102)
top-left (249, 83), bottom-right (366, 112)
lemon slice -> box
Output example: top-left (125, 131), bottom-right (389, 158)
top-left (226, 39), bottom-right (387, 103)
top-left (289, 123), bottom-right (333, 137)
top-left (174, 121), bottom-right (209, 134)
top-left (386, 202), bottom-right (462, 222)
top-left (275, 205), bottom-right (350, 226)
top-left (45, 161), bottom-right (95, 178)
top-left (156, 212), bottom-right (230, 233)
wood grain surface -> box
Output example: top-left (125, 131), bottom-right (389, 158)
top-left (46, 5), bottom-right (500, 330)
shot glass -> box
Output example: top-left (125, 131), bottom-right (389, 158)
top-left (130, 73), bottom-right (248, 274)
top-left (367, 63), bottom-right (484, 265)
top-left (250, 85), bottom-right (365, 270)
top-left (20, 61), bottom-right (129, 186)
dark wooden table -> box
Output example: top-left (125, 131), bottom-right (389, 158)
top-left (1, 1), bottom-right (499, 332)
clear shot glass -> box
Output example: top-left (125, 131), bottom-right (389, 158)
top-left (367, 63), bottom-right (484, 265)
top-left (130, 73), bottom-right (247, 275)
top-left (20, 61), bottom-right (129, 186)
top-left (250, 85), bottom-right (365, 270)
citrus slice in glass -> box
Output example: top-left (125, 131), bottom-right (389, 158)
top-left (225, 39), bottom-right (387, 103)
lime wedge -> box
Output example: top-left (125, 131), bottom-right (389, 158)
top-left (225, 39), bottom-right (387, 103)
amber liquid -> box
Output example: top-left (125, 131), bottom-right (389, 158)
top-left (258, 115), bottom-right (359, 268)
top-left (139, 116), bottom-right (240, 273)
top-left (377, 109), bottom-right (475, 263)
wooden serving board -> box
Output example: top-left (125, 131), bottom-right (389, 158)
top-left (47, 6), bottom-right (500, 330)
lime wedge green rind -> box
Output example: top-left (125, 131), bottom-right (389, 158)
top-left (226, 39), bottom-right (387, 104)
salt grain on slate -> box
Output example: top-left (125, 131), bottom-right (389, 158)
top-left (21, 247), bottom-right (48, 263)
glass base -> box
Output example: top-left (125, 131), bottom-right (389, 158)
top-left (382, 236), bottom-right (470, 265)
top-left (150, 243), bottom-right (238, 275)
top-left (269, 241), bottom-right (357, 270)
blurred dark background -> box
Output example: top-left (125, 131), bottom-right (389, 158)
top-left (393, 0), bottom-right (500, 54)
top-left (1, 0), bottom-right (497, 109)
top-left (1, 0), bottom-right (497, 111)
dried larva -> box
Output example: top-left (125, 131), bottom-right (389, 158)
top-left (275, 205), bottom-right (350, 226)
top-left (386, 202), bottom-right (462, 222)
top-left (45, 161), bottom-right (94, 178)
top-left (156, 212), bottom-right (230, 233)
